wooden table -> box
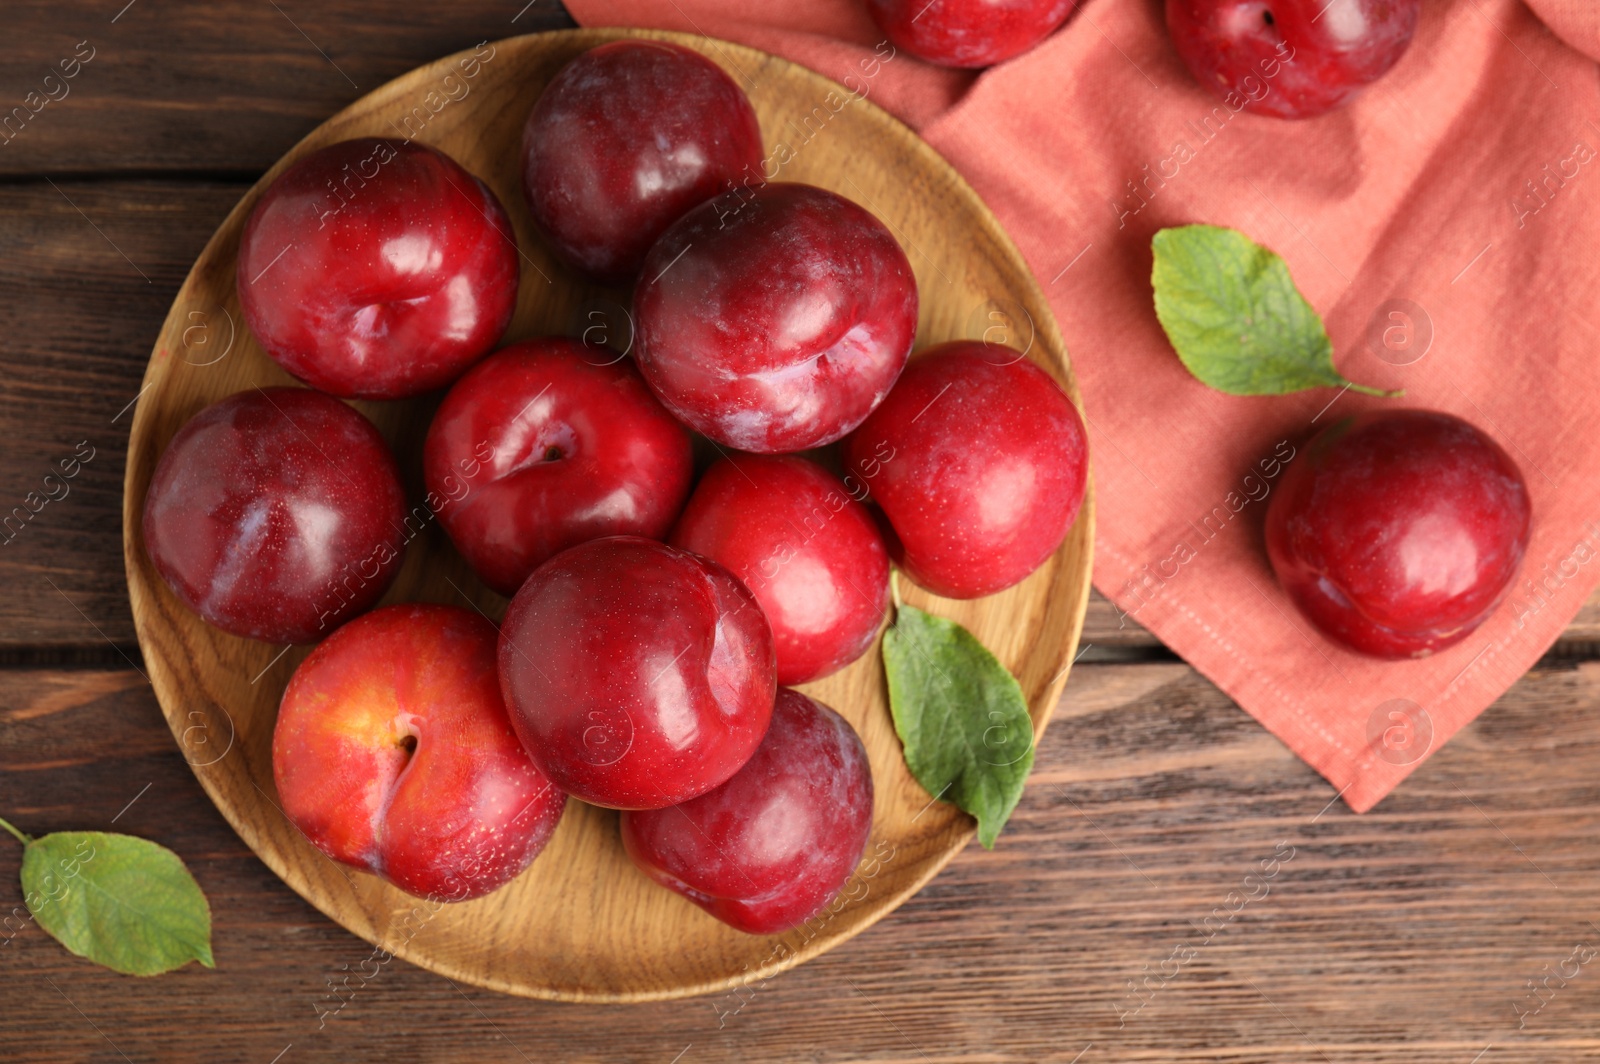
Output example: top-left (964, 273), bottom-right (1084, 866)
top-left (4, 3), bottom-right (1599, 1061)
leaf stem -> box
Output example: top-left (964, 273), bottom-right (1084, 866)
top-left (889, 569), bottom-right (903, 611)
top-left (0, 816), bottom-right (33, 846)
top-left (1348, 382), bottom-right (1405, 398)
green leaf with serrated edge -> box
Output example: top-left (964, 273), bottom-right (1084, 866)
top-left (881, 593), bottom-right (1035, 849)
top-left (1152, 224), bottom-right (1398, 398)
top-left (20, 831), bottom-right (213, 976)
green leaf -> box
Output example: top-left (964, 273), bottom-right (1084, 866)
top-left (1151, 224), bottom-right (1397, 397)
top-left (21, 831), bottom-right (213, 976)
top-left (881, 597), bottom-right (1035, 849)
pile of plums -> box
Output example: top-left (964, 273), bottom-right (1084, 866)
top-left (142, 40), bottom-right (1089, 931)
top-left (865, 0), bottom-right (1421, 120)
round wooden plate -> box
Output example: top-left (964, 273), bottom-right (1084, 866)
top-left (123, 28), bottom-right (1094, 1002)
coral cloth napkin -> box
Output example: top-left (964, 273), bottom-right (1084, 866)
top-left (564, 0), bottom-right (1600, 812)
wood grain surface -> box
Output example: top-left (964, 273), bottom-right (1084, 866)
top-left (4, 661), bottom-right (1600, 1061)
top-left (4, 0), bottom-right (1600, 1058)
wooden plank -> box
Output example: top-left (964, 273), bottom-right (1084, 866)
top-left (3, 660), bottom-right (1599, 1061)
top-left (3, 177), bottom-right (1598, 654)
top-left (0, 180), bottom-right (245, 649)
top-left (0, 1), bottom-right (575, 177)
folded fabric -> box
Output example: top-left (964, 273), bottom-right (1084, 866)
top-left (1527, 0), bottom-right (1598, 60)
top-left (565, 0), bottom-right (1600, 812)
